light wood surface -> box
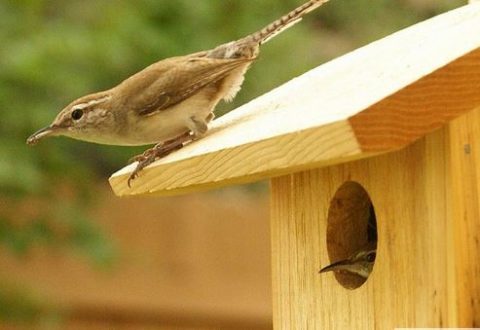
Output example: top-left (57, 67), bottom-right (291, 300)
top-left (348, 49), bottom-right (480, 151)
top-left (110, 4), bottom-right (480, 197)
top-left (447, 107), bottom-right (480, 326)
top-left (271, 110), bottom-right (480, 328)
top-left (271, 129), bottom-right (449, 329)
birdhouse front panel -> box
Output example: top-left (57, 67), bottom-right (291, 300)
top-left (271, 115), bottom-right (480, 329)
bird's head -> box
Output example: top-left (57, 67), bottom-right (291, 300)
top-left (319, 249), bottom-right (376, 279)
top-left (27, 92), bottom-right (115, 145)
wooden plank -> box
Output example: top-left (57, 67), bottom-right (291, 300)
top-left (111, 122), bottom-right (365, 196)
top-left (271, 126), bottom-right (454, 329)
top-left (110, 4), bottom-right (480, 197)
top-left (348, 49), bottom-right (480, 151)
top-left (447, 106), bottom-right (480, 326)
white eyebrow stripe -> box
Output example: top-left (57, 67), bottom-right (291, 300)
top-left (72, 95), bottom-right (111, 110)
top-left (72, 103), bottom-right (89, 110)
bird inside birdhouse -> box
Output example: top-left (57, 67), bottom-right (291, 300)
top-left (320, 181), bottom-right (378, 289)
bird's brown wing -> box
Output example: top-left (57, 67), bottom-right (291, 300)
top-left (126, 56), bottom-right (253, 117)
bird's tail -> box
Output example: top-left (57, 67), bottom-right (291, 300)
top-left (248, 0), bottom-right (330, 45)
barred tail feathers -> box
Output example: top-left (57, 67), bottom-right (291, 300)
top-left (250, 0), bottom-right (329, 45)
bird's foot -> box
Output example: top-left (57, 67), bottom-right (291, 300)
top-left (128, 132), bottom-right (192, 187)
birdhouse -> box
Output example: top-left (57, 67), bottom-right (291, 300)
top-left (110, 3), bottom-right (480, 329)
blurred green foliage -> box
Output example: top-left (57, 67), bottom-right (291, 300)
top-left (0, 279), bottom-right (61, 326)
top-left (0, 0), bottom-right (465, 324)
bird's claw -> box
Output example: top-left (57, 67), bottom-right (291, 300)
top-left (128, 154), bottom-right (156, 187)
top-left (128, 149), bottom-right (155, 164)
top-left (127, 132), bottom-right (193, 187)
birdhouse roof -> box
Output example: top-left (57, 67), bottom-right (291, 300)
top-left (110, 4), bottom-right (480, 197)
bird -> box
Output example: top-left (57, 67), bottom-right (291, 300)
top-left (26, 0), bottom-right (330, 186)
top-left (319, 249), bottom-right (377, 279)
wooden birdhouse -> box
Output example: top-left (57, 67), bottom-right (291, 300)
top-left (109, 3), bottom-right (480, 329)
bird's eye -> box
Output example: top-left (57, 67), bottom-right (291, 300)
top-left (366, 252), bottom-right (376, 262)
top-left (71, 109), bottom-right (84, 120)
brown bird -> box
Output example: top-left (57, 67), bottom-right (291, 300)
top-left (27, 0), bottom-right (330, 185)
top-left (319, 249), bottom-right (377, 279)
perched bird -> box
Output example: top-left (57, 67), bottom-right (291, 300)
top-left (26, 0), bottom-right (330, 185)
top-left (319, 249), bottom-right (377, 279)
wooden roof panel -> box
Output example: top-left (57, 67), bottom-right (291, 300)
top-left (110, 4), bottom-right (480, 196)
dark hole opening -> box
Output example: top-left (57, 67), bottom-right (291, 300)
top-left (323, 181), bottom-right (378, 289)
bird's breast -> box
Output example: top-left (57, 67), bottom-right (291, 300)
top-left (120, 90), bottom-right (217, 146)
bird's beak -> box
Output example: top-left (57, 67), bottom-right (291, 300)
top-left (26, 125), bottom-right (59, 145)
top-left (319, 259), bottom-right (351, 274)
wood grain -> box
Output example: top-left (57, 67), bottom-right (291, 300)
top-left (271, 126), bottom-right (450, 329)
top-left (270, 107), bottom-right (480, 328)
top-left (110, 4), bottom-right (480, 197)
top-left (349, 48), bottom-right (480, 151)
top-left (447, 106), bottom-right (480, 326)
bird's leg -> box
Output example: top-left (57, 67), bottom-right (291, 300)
top-left (128, 114), bottom-right (213, 186)
top-left (205, 112), bottom-right (215, 124)
top-left (187, 115), bottom-right (211, 140)
top-left (128, 131), bottom-right (193, 186)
